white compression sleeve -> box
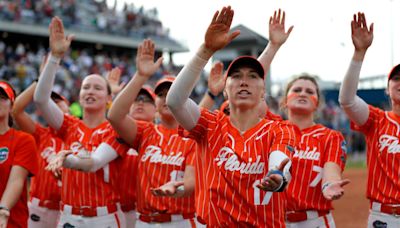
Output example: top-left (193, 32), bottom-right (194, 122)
top-left (338, 60), bottom-right (369, 126)
top-left (269, 151), bottom-right (291, 182)
top-left (33, 54), bottom-right (64, 130)
top-left (63, 143), bottom-right (119, 172)
top-left (166, 53), bottom-right (209, 131)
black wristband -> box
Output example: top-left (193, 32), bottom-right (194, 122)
top-left (207, 89), bottom-right (218, 101)
top-left (0, 205), bottom-right (9, 212)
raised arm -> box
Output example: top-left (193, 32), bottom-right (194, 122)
top-left (107, 39), bottom-right (162, 145)
top-left (34, 17), bottom-right (74, 130)
top-left (12, 82), bottom-right (37, 134)
top-left (258, 9), bottom-right (293, 73)
top-left (338, 12), bottom-right (373, 126)
top-left (106, 67), bottom-right (126, 97)
top-left (199, 61), bottom-right (225, 109)
top-left (167, 6), bottom-right (240, 130)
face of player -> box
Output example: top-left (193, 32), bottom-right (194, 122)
top-left (286, 79), bottom-right (319, 115)
top-left (129, 93), bottom-right (156, 122)
top-left (155, 86), bottom-right (174, 119)
top-left (0, 91), bottom-right (12, 120)
top-left (388, 74), bottom-right (400, 105)
top-left (79, 75), bottom-right (111, 112)
top-left (225, 67), bottom-right (265, 110)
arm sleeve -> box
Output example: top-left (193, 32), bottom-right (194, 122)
top-left (338, 60), bottom-right (369, 126)
top-left (268, 121), bottom-right (299, 181)
top-left (13, 132), bottom-right (38, 176)
top-left (33, 54), bottom-right (64, 130)
top-left (166, 54), bottom-right (209, 131)
top-left (324, 131), bottom-right (347, 171)
top-left (63, 143), bottom-right (119, 172)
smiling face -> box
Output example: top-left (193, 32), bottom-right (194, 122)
top-left (224, 66), bottom-right (265, 110)
top-left (285, 77), bottom-right (319, 115)
top-left (79, 74), bottom-right (111, 112)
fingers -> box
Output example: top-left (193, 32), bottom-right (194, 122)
top-left (229, 30), bottom-right (241, 42)
top-left (340, 179), bottom-right (351, 187)
top-left (154, 57), bottom-right (164, 68)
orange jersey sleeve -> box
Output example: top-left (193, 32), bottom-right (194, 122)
top-left (351, 105), bottom-right (400, 204)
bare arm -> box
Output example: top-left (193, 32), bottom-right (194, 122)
top-left (338, 12), bottom-right (373, 126)
top-left (12, 83), bottom-right (37, 134)
top-left (0, 166), bottom-right (29, 211)
top-left (167, 6), bottom-right (240, 130)
top-left (258, 9), bottom-right (293, 73)
top-left (321, 162), bottom-right (350, 200)
top-left (107, 39), bottom-right (162, 145)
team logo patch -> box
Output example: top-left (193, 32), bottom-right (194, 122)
top-left (341, 141), bottom-right (348, 154)
top-left (286, 145), bottom-right (295, 153)
top-left (372, 220), bottom-right (387, 228)
top-left (340, 141), bottom-right (348, 164)
top-left (0, 147), bottom-right (9, 163)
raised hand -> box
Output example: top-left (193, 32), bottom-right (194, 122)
top-left (135, 39), bottom-right (163, 78)
top-left (106, 67), bottom-right (125, 96)
top-left (351, 12), bottom-right (373, 52)
top-left (257, 158), bottom-right (290, 191)
top-left (322, 179), bottom-right (350, 200)
top-left (208, 61), bottom-right (225, 96)
top-left (204, 6), bottom-right (240, 52)
top-left (269, 9), bottom-right (293, 47)
top-left (45, 150), bottom-right (72, 179)
top-left (49, 17), bottom-right (74, 58)
top-left (150, 181), bottom-right (184, 197)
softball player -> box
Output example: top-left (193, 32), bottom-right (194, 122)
top-left (283, 75), bottom-right (349, 228)
top-left (167, 6), bottom-right (298, 227)
top-left (339, 12), bottom-right (400, 228)
top-left (12, 82), bottom-right (69, 228)
top-left (0, 81), bottom-right (38, 228)
top-left (34, 17), bottom-right (125, 228)
top-left (107, 39), bottom-right (197, 227)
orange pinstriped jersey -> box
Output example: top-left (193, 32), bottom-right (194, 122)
top-left (29, 124), bottom-right (65, 204)
top-left (117, 148), bottom-right (139, 210)
top-left (183, 108), bottom-right (298, 227)
top-left (352, 105), bottom-right (400, 204)
top-left (286, 124), bottom-right (347, 212)
top-left (131, 121), bottom-right (196, 215)
top-left (56, 114), bottom-right (126, 207)
top-left (0, 129), bottom-right (38, 228)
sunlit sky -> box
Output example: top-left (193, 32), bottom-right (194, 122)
top-left (108, 0), bottom-right (400, 83)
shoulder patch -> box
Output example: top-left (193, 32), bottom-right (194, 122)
top-left (0, 147), bottom-right (9, 163)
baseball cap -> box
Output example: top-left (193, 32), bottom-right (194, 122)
top-left (139, 85), bottom-right (156, 102)
top-left (0, 81), bottom-right (16, 102)
top-left (388, 64), bottom-right (400, 80)
top-left (225, 56), bottom-right (265, 80)
top-left (154, 76), bottom-right (175, 95)
top-left (51, 91), bottom-right (70, 106)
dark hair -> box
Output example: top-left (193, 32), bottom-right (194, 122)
top-left (0, 81), bottom-right (16, 127)
top-left (280, 74), bottom-right (321, 111)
